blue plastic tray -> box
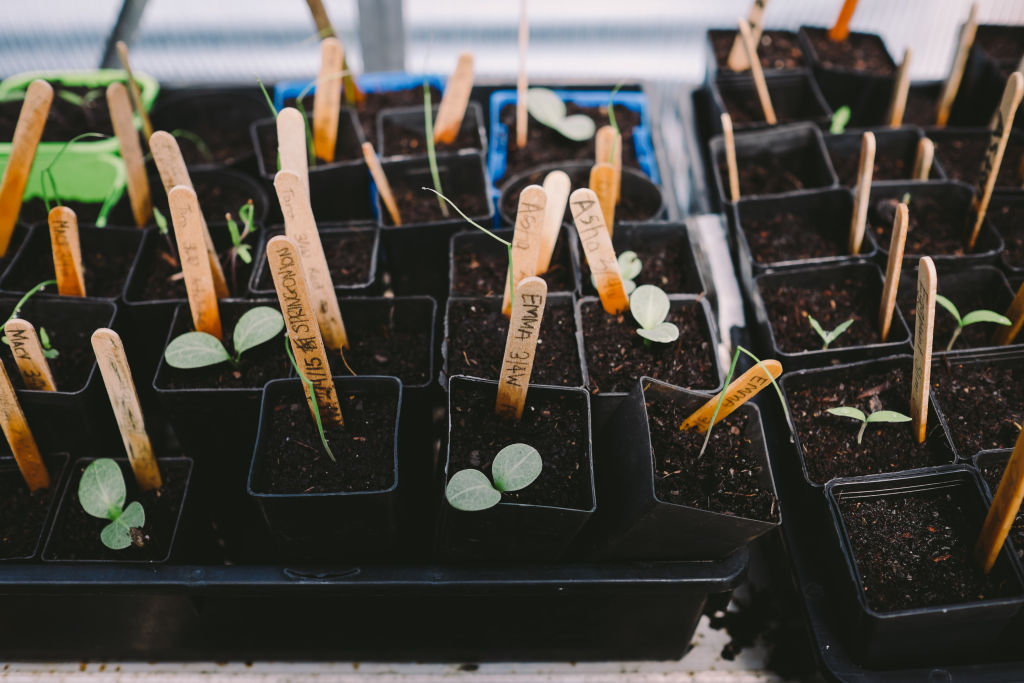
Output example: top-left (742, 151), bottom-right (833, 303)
top-left (273, 71), bottom-right (445, 111)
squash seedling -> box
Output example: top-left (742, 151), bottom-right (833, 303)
top-left (164, 306), bottom-right (284, 370)
top-left (630, 285), bottom-right (678, 343)
top-left (526, 88), bottom-right (596, 141)
top-left (829, 106), bottom-right (851, 134)
top-left (78, 458), bottom-right (146, 550)
top-left (935, 294), bottom-right (1011, 351)
top-left (808, 315), bottom-right (854, 350)
top-left (826, 406), bottom-right (911, 444)
top-left (592, 250), bottom-right (640, 295)
top-left (445, 443), bottom-right (542, 511)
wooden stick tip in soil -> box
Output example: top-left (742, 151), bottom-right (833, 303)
top-left (515, 0), bottom-right (530, 149)
top-left (726, 0), bottom-right (770, 72)
top-left (681, 359), bottom-right (782, 432)
top-left (114, 40), bottom-right (153, 142)
top-left (362, 142), bottom-right (401, 226)
top-left (47, 205), bottom-right (86, 297)
top-left (913, 137), bottom-right (935, 180)
top-left (848, 131), bottom-right (876, 255)
top-left (434, 52), bottom-right (475, 145)
top-left (736, 16), bottom-right (776, 125)
top-left (277, 106), bottom-right (311, 189)
top-left (993, 279), bottom-right (1024, 346)
top-left (976, 424), bottom-right (1024, 573)
top-left (168, 185), bottom-right (223, 340)
top-left (887, 47), bottom-right (912, 128)
top-left (106, 81), bottom-right (152, 228)
top-left (149, 130), bottom-right (192, 193)
top-left (536, 169), bottom-right (571, 274)
top-left (0, 79), bottom-right (53, 257)
top-left (569, 187), bottom-right (629, 315)
top-left (721, 113), bottom-right (740, 202)
top-left (495, 276), bottom-right (548, 422)
top-left (0, 360), bottom-right (48, 491)
top-left (878, 202), bottom-right (909, 342)
top-left (595, 125), bottom-right (622, 203)
top-left (589, 162), bottom-right (617, 238)
top-left (312, 36), bottom-right (344, 164)
top-left (3, 319), bottom-right (56, 392)
top-left (936, 3), bottom-right (979, 128)
top-left (502, 184), bottom-right (548, 317)
top-left (828, 0), bottom-right (859, 42)
top-left (911, 256), bottom-right (937, 444)
top-left (91, 327), bottom-right (162, 492)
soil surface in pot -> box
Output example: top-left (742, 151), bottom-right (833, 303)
top-left (381, 112), bottom-right (480, 157)
top-left (255, 229), bottom-right (375, 291)
top-left (4, 227), bottom-right (139, 298)
top-left (325, 301), bottom-right (432, 386)
top-left (931, 358), bottom-right (1024, 456)
top-left (0, 225), bottom-right (29, 275)
top-left (252, 387), bottom-right (397, 494)
top-left (740, 204), bottom-right (847, 264)
top-left (256, 114), bottom-right (362, 171)
top-left (153, 97), bottom-right (266, 167)
top-left (898, 280), bottom-right (1010, 351)
top-left (286, 86), bottom-right (441, 148)
top-left (499, 102), bottom-right (642, 180)
top-left (580, 230), bottom-right (702, 294)
top-left (979, 456), bottom-right (1024, 560)
top-left (499, 167), bottom-right (661, 225)
top-left (448, 380), bottom-right (592, 509)
top-left (383, 172), bottom-right (489, 225)
top-left (935, 135), bottom-right (1024, 188)
top-left (828, 144), bottom-right (919, 187)
top-left (839, 486), bottom-right (1019, 612)
top-left (975, 26), bottom-right (1024, 63)
top-left (451, 233), bottom-right (575, 297)
top-left (152, 178), bottom-right (263, 225)
top-left (722, 147), bottom-right (823, 197)
top-left (901, 88), bottom-right (939, 128)
top-left (648, 399), bottom-right (778, 521)
top-left (787, 365), bottom-right (951, 484)
top-left (18, 198), bottom-right (134, 227)
top-left (989, 198), bottom-right (1024, 268)
top-left (580, 299), bottom-right (717, 394)
top-left (871, 195), bottom-right (974, 258)
top-left (446, 298), bottom-right (582, 387)
top-left (711, 30), bottom-right (805, 72)
top-left (0, 460), bottom-right (59, 559)
top-left (45, 459), bottom-right (189, 562)
top-left (135, 226), bottom-right (256, 301)
top-left (0, 85), bottom-right (117, 141)
top-left (803, 28), bottom-right (894, 74)
top-left (720, 89), bottom-right (809, 127)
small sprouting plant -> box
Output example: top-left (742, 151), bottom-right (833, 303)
top-left (901, 192), bottom-right (911, 205)
top-left (826, 406), bottom-right (911, 444)
top-left (630, 285), bottom-right (679, 343)
top-left (170, 128), bottom-right (214, 165)
top-left (55, 88), bottom-right (104, 109)
top-left (592, 250), bottom-right (640, 295)
top-left (526, 88), bottom-right (596, 141)
top-left (283, 332), bottom-right (335, 462)
top-left (445, 443), bottom-right (542, 511)
top-left (78, 458), bottom-right (145, 550)
top-left (2, 279), bottom-right (59, 358)
top-left (935, 294), bottom-right (1011, 351)
top-left (224, 199), bottom-right (258, 292)
top-left (829, 106), bottom-right (851, 134)
top-left (257, 76), bottom-right (278, 117)
top-left (164, 307), bottom-right (284, 369)
top-left (607, 83), bottom-right (623, 163)
top-left (423, 81), bottom-right (448, 217)
top-left (40, 132), bottom-right (119, 227)
top-left (808, 315), bottom-right (854, 350)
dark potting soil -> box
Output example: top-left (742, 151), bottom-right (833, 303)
top-left (803, 28), bottom-right (895, 75)
top-left (719, 89), bottom-right (805, 127)
top-left (44, 459), bottom-right (189, 562)
top-left (0, 85), bottom-right (118, 141)
top-left (724, 147), bottom-right (821, 197)
top-left (934, 135), bottom-right (1024, 188)
top-left (580, 230), bottom-right (701, 294)
top-left (580, 299), bottom-right (717, 394)
top-left (901, 88), bottom-right (939, 128)
top-left (741, 205), bottom-right (846, 264)
top-left (829, 144), bottom-right (915, 187)
top-left (381, 112), bottom-right (480, 157)
top-left (157, 304), bottom-right (292, 390)
top-left (931, 359), bottom-right (1024, 456)
top-left (18, 197), bottom-right (135, 227)
top-left (499, 166), bottom-right (661, 225)
top-left (383, 175), bottom-right (489, 225)
top-left (898, 281), bottom-right (1009, 351)
top-left (251, 386), bottom-right (397, 494)
top-left (256, 110), bottom-right (362, 171)
top-left (0, 458), bottom-right (62, 559)
top-left (871, 195), bottom-right (971, 258)
top-left (838, 487), bottom-right (1020, 612)
top-left (136, 227), bottom-right (257, 301)
top-left (153, 178), bottom-right (262, 225)
top-left (446, 298), bottom-right (582, 387)
top-left (975, 26), bottom-right (1024, 63)
top-left (786, 366), bottom-right (951, 484)
top-left (979, 456), bottom-right (1024, 560)
top-left (759, 273), bottom-right (883, 353)
top-left (152, 98), bottom-right (265, 167)
top-left (499, 102), bottom-right (642, 180)
top-left (325, 301), bottom-right (432, 386)
top-left (989, 198), bottom-right (1024, 267)
top-left (0, 225), bottom-right (29, 275)
top-left (711, 30), bottom-right (805, 72)
top-left (448, 379), bottom-right (592, 509)
top-left (5, 227), bottom-right (139, 298)
top-left (286, 86), bottom-right (441, 147)
top-left (451, 234), bottom-right (575, 297)
top-left (647, 398), bottom-right (778, 522)
top-left (256, 229), bottom-right (375, 290)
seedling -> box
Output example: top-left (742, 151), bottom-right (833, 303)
top-left (164, 306), bottom-right (284, 369)
top-left (934, 294), bottom-right (1011, 351)
top-left (283, 332), bottom-right (335, 462)
top-left (631, 285), bottom-right (679, 343)
top-left (526, 88), bottom-right (596, 141)
top-left (445, 443), bottom-right (542, 511)
top-left (826, 406), bottom-right (911, 444)
top-left (1, 279), bottom-right (59, 359)
top-left (170, 129), bottom-right (215, 165)
top-left (423, 81), bottom-right (448, 217)
top-left (830, 106), bottom-right (851, 134)
top-left (78, 458), bottom-right (146, 551)
top-left (592, 250), bottom-right (640, 295)
top-left (607, 83), bottom-right (622, 163)
top-left (54, 88), bottom-right (103, 109)
top-left (257, 76), bottom-right (278, 117)
top-left (40, 132), bottom-right (120, 227)
top-left (808, 315), bottom-right (854, 350)
top-left (224, 199), bottom-right (258, 292)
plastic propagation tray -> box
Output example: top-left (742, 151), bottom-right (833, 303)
top-left (272, 71), bottom-right (446, 111)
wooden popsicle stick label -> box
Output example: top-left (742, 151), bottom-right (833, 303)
top-left (312, 37), bottom-right (343, 164)
top-left (434, 52), bottom-right (475, 144)
top-left (828, 0), bottom-right (859, 42)
top-left (936, 3), bottom-right (979, 127)
top-left (681, 359), bottom-right (782, 432)
top-left (911, 257), bottom-right (937, 444)
top-left (266, 236), bottom-right (343, 428)
top-left (848, 132), bottom-right (876, 254)
top-left (516, 0), bottom-right (529, 149)
top-left (4, 320), bottom-right (56, 392)
top-left (362, 142), bottom-right (401, 226)
top-left (993, 280), bottom-right (1024, 346)
top-left (169, 186), bottom-right (222, 339)
top-left (975, 424), bottom-right (1024, 572)
top-left (47, 206), bottom-right (86, 297)
top-left (116, 41), bottom-right (153, 143)
top-left (737, 18), bottom-right (777, 125)
top-left (0, 80), bottom-right (53, 256)
top-left (277, 107), bottom-right (310, 194)
top-left (536, 170), bottom-right (570, 274)
top-left (274, 170), bottom-right (348, 350)
top-left (570, 188), bottom-right (629, 314)
top-left (106, 82), bottom-right (151, 227)
top-left (727, 0), bottom-right (768, 71)
top-left (878, 203), bottom-right (908, 342)
top-left (149, 131), bottom-right (192, 193)
top-left (722, 113), bottom-right (740, 202)
top-left (495, 276), bottom-right (547, 421)
top-left (589, 163), bottom-right (617, 238)
top-left (887, 48), bottom-right (912, 128)
top-left (595, 125), bottom-right (622, 203)
top-left (0, 361), bottom-right (48, 491)
top-left (502, 184), bottom-right (548, 316)
top-left (967, 72), bottom-right (1024, 250)
top-left (91, 328), bottom-right (162, 492)
top-left (913, 137), bottom-right (934, 180)
top-left (305, 0), bottom-right (335, 37)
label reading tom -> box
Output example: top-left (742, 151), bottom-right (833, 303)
top-left (495, 277), bottom-right (548, 421)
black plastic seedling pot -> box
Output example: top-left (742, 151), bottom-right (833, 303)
top-left (376, 102), bottom-right (486, 159)
top-left (251, 108), bottom-right (364, 181)
top-left (150, 167), bottom-right (271, 227)
top-left (988, 193), bottom-right (1024, 275)
top-left (824, 127), bottom-right (946, 187)
top-left (704, 28), bottom-right (807, 82)
top-left (436, 375), bottom-right (596, 562)
top-left (41, 456), bottom-right (194, 564)
top-left (709, 71), bottom-right (832, 133)
top-left (928, 127), bottom-right (1024, 194)
top-left (586, 377), bottom-right (779, 561)
top-left (824, 466), bottom-right (1024, 667)
top-left (448, 226), bottom-right (581, 298)
top-left (973, 449), bottom-right (1024, 570)
top-left (0, 453), bottom-right (68, 561)
top-left (247, 225), bottom-right (381, 297)
top-left (247, 375), bottom-right (402, 562)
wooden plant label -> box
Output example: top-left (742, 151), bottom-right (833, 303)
top-left (887, 48), bottom-right (912, 128)
top-left (828, 0), bottom-right (859, 42)
top-left (992, 280), bottom-right (1024, 346)
top-left (536, 170), bottom-right (571, 274)
top-left (878, 203), bottom-right (909, 342)
top-left (727, 0), bottom-right (768, 71)
top-left (722, 113), bottom-right (740, 202)
top-left (589, 163), bottom-right (617, 238)
top-left (848, 131), bottom-right (876, 254)
top-left (362, 142), bottom-right (401, 226)
top-left (149, 130), bottom-right (192, 193)
top-left (274, 170), bottom-right (348, 350)
top-left (680, 359), bottom-right (782, 432)
top-left (737, 18), bottom-right (777, 125)
top-left (305, 0), bottom-right (335, 37)
top-left (975, 424), bottom-right (1024, 573)
top-left (967, 72), bottom-right (1024, 250)
top-left (4, 319), bottom-right (56, 392)
top-left (595, 125), bottom-right (622, 203)
top-left (266, 235), bottom-right (344, 428)
top-left (0, 361), bottom-right (48, 491)
top-left (495, 276), bottom-right (547, 421)
top-left (277, 107), bottom-right (310, 194)
top-left (936, 3), bottom-right (979, 127)
top-left (434, 52), bottom-right (475, 144)
top-left (570, 188), bottom-right (629, 314)
top-left (913, 137), bottom-right (935, 180)
top-left (47, 206), bottom-right (86, 297)
top-left (0, 79), bottom-right (53, 257)
top-left (312, 37), bottom-right (343, 164)
top-left (911, 256), bottom-right (937, 444)
top-left (116, 41), bottom-right (153, 142)
top-left (169, 186), bottom-right (222, 339)
top-left (106, 82), bottom-right (151, 227)
top-left (91, 328), bottom-right (162, 492)
top-left (516, 0), bottom-right (529, 148)
top-left (502, 184), bottom-right (548, 316)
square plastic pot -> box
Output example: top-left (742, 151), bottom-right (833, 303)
top-left (251, 108), bottom-right (364, 181)
top-left (973, 449), bottom-right (1024, 568)
top-left (150, 167), bottom-right (271, 227)
top-left (709, 71), bottom-right (832, 133)
top-left (0, 453), bottom-right (68, 561)
top-left (927, 128), bottom-right (1024, 195)
top-left (987, 193), bottom-right (1024, 275)
top-left (272, 72), bottom-right (446, 112)
top-left (377, 102), bottom-right (486, 159)
top-left (704, 29), bottom-right (807, 82)
top-left (448, 226), bottom-right (581, 298)
top-left (0, 151), bottom-right (125, 217)
top-left (824, 127), bottom-right (946, 187)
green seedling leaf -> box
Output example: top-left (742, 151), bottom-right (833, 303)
top-left (233, 307), bottom-right (285, 356)
top-left (829, 106), bottom-right (851, 134)
top-left (153, 206), bottom-right (169, 235)
top-left (826, 406), bottom-right (867, 422)
top-left (491, 443), bottom-right (543, 492)
top-left (865, 410), bottom-right (912, 423)
top-left (637, 321), bottom-right (680, 343)
top-left (618, 250), bottom-right (642, 280)
top-left (445, 469), bottom-right (501, 511)
top-left (100, 501), bottom-right (145, 550)
top-left (808, 315), bottom-right (854, 349)
top-left (630, 284), bottom-right (671, 330)
top-left (555, 114), bottom-right (597, 141)
top-left (962, 310), bottom-right (1012, 327)
top-left (526, 88), bottom-right (567, 127)
top-left (78, 458), bottom-right (126, 520)
top-left (935, 294), bottom-right (962, 326)
top-left (164, 332), bottom-right (230, 369)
